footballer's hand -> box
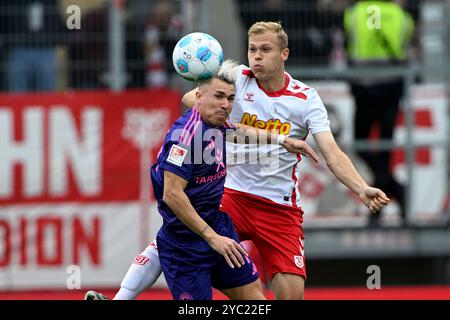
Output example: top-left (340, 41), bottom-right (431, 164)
top-left (208, 235), bottom-right (248, 269)
top-left (283, 137), bottom-right (320, 163)
top-left (359, 186), bottom-right (390, 213)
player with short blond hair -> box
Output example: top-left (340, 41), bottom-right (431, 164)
top-left (84, 59), bottom-right (320, 300)
top-left (248, 21), bottom-right (288, 50)
top-left (86, 22), bottom-right (389, 301)
top-left (181, 21), bottom-right (390, 300)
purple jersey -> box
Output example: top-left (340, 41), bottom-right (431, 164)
top-left (150, 108), bottom-right (234, 238)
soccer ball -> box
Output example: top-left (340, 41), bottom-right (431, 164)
top-left (172, 32), bottom-right (224, 82)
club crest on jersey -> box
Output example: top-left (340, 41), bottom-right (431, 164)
top-left (244, 92), bottom-right (255, 102)
top-left (167, 144), bottom-right (188, 167)
top-left (294, 255), bottom-right (304, 268)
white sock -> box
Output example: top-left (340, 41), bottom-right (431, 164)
top-left (113, 240), bottom-right (162, 300)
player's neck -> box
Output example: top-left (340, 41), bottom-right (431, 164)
top-left (257, 70), bottom-right (286, 93)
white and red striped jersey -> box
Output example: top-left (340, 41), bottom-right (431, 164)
top-left (225, 66), bottom-right (331, 207)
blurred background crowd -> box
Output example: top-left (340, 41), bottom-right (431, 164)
top-left (0, 0), bottom-right (429, 92)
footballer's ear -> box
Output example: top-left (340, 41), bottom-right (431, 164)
top-left (195, 89), bottom-right (202, 101)
top-left (281, 47), bottom-right (289, 62)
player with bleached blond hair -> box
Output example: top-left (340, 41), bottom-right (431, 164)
top-left (85, 59), bottom-right (320, 300)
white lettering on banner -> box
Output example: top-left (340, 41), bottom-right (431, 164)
top-left (0, 108), bottom-right (44, 197)
top-left (50, 108), bottom-right (102, 196)
top-left (0, 107), bottom-right (102, 198)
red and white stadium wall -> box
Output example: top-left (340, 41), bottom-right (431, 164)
top-left (300, 83), bottom-right (448, 226)
top-left (0, 89), bottom-right (181, 290)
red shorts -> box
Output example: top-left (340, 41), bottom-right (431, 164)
top-left (221, 188), bottom-right (306, 281)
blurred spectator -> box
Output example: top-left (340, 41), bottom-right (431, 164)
top-left (124, 0), bottom-right (151, 88)
top-left (67, 2), bottom-right (108, 89)
top-left (343, 0), bottom-right (415, 226)
top-left (0, 0), bottom-right (66, 92)
top-left (318, 0), bottom-right (351, 69)
top-left (143, 0), bottom-right (183, 88)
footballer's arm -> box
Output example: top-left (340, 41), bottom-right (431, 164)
top-left (313, 131), bottom-right (390, 212)
top-left (227, 123), bottom-right (319, 162)
top-left (185, 88), bottom-right (318, 161)
top-left (162, 170), bottom-right (247, 268)
top-left (182, 88), bottom-right (198, 108)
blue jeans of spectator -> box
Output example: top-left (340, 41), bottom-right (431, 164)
top-left (7, 47), bottom-right (56, 92)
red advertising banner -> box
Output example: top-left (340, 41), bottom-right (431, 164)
top-left (0, 89), bottom-right (181, 204)
top-left (0, 89), bottom-right (181, 289)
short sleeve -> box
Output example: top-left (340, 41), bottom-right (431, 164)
top-left (159, 135), bottom-right (195, 182)
top-left (237, 64), bottom-right (247, 75)
top-left (303, 88), bottom-right (331, 135)
top-left (235, 64), bottom-right (250, 86)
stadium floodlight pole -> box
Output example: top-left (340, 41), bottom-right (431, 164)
top-left (198, 0), bottom-right (210, 33)
top-left (182, 0), bottom-right (197, 33)
top-left (108, 0), bottom-right (126, 91)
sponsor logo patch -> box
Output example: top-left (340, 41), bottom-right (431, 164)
top-left (244, 92), bottom-right (255, 102)
top-left (167, 144), bottom-right (188, 167)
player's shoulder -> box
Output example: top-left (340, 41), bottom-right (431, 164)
top-left (238, 65), bottom-right (255, 78)
top-left (169, 108), bottom-right (204, 145)
top-left (173, 108), bottom-right (201, 128)
top-left (288, 74), bottom-right (314, 93)
top-left (287, 74), bottom-right (321, 101)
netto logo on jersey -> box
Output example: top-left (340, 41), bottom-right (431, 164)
top-left (240, 112), bottom-right (291, 135)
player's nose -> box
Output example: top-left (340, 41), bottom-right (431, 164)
top-left (221, 99), bottom-right (232, 111)
top-left (221, 100), bottom-right (231, 110)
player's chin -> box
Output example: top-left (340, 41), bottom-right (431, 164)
top-left (213, 115), bottom-right (227, 126)
top-left (253, 70), bottom-right (267, 80)
top-left (217, 118), bottom-right (228, 126)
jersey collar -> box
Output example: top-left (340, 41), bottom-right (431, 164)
top-left (256, 73), bottom-right (290, 97)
